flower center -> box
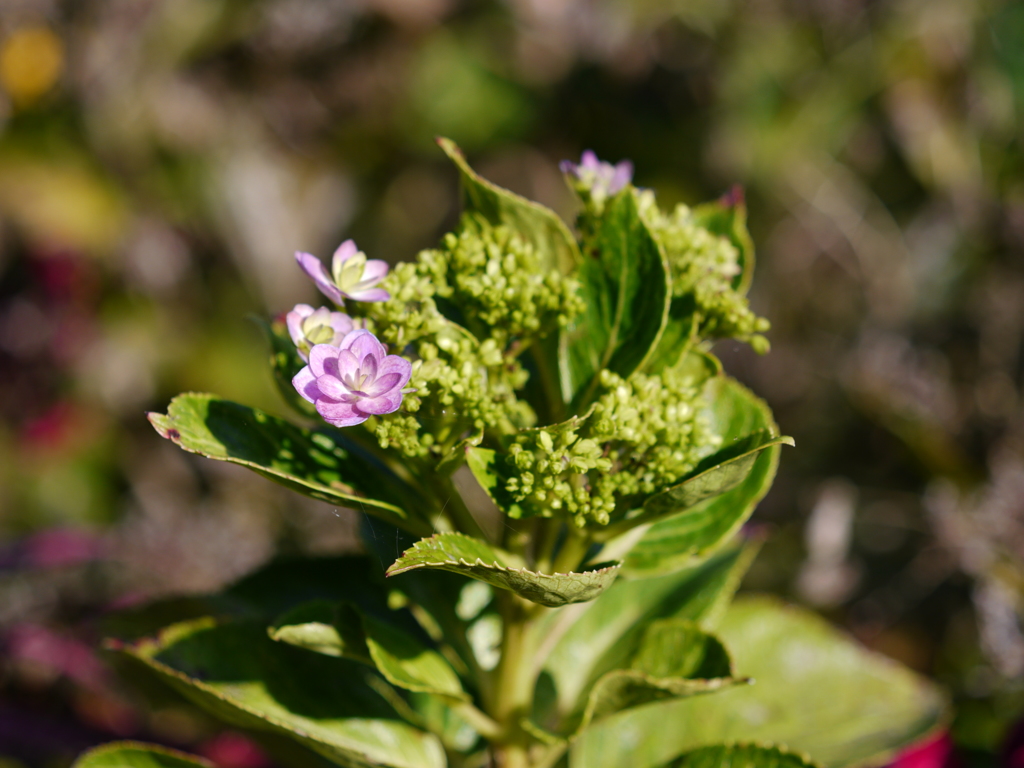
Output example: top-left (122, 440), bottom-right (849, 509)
top-left (342, 364), bottom-right (374, 395)
top-left (304, 322), bottom-right (335, 345)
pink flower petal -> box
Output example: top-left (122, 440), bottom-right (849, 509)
top-left (343, 287), bottom-right (391, 302)
top-left (291, 367), bottom-right (320, 404)
top-left (329, 313), bottom-right (355, 336)
top-left (331, 239), bottom-right (359, 267)
top-left (316, 399), bottom-right (368, 427)
top-left (376, 355), bottom-right (412, 387)
top-left (357, 391), bottom-right (404, 415)
top-left (360, 259), bottom-right (389, 284)
top-left (360, 352), bottom-right (378, 380)
top-left (332, 348), bottom-right (359, 379)
top-left (342, 329), bottom-right (385, 362)
top-left (286, 304), bottom-right (314, 345)
top-left (364, 372), bottom-right (401, 397)
top-left (296, 251), bottom-right (344, 305)
top-left (316, 374), bottom-right (357, 401)
top-left (308, 344), bottom-right (339, 377)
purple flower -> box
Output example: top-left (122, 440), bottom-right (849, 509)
top-left (292, 329), bottom-right (412, 428)
top-left (294, 239), bottom-right (390, 306)
top-left (560, 150), bottom-right (633, 200)
top-left (286, 303), bottom-right (356, 361)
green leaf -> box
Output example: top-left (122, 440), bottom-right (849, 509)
top-left (437, 137), bottom-right (581, 274)
top-left (603, 430), bottom-right (792, 539)
top-left (115, 618), bottom-right (446, 768)
top-left (103, 556), bottom-right (391, 643)
top-left (363, 612), bottom-right (468, 702)
top-left (645, 295), bottom-right (698, 375)
top-left (409, 692), bottom-right (481, 753)
top-left (387, 533), bottom-right (621, 608)
top-left (269, 601), bottom-right (372, 664)
top-left (148, 393), bottom-right (431, 536)
top-left (465, 407), bottom-right (594, 520)
top-left (437, 136), bottom-right (583, 424)
top-left (73, 743), bottom-right (214, 768)
top-left (360, 518), bottom-right (483, 679)
top-left (620, 377), bottom-right (789, 576)
top-left (692, 187), bottom-right (755, 294)
top-left (541, 543), bottom-right (756, 721)
top-left (464, 446), bottom-right (528, 519)
top-left (561, 190), bottom-right (671, 406)
top-left (664, 743), bottom-right (820, 768)
top-left (574, 620), bottom-right (741, 733)
top-left (569, 597), bottom-right (948, 768)
top-left (270, 601), bottom-right (468, 702)
top-left (255, 315), bottom-right (318, 419)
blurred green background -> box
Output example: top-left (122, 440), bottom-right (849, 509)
top-left (0, 0), bottom-right (1022, 765)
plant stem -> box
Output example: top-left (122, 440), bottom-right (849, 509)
top-left (533, 518), bottom-right (561, 573)
top-left (551, 529), bottom-right (591, 575)
top-left (491, 593), bottom-right (534, 768)
top-left (453, 701), bottom-right (503, 742)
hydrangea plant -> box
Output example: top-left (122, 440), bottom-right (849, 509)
top-left (77, 140), bottom-right (946, 768)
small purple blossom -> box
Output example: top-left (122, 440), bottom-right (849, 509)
top-left (295, 239), bottom-right (390, 306)
top-left (292, 329), bottom-right (412, 428)
top-left (560, 150), bottom-right (633, 200)
top-left (286, 303), bottom-right (356, 361)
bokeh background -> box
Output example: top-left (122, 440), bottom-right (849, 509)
top-left (1, 0), bottom-right (1022, 765)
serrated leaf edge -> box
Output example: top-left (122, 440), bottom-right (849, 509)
top-left (72, 741), bottom-right (216, 768)
top-left (388, 551), bottom-right (621, 583)
top-left (148, 392), bottom-right (414, 524)
top-left (112, 617), bottom-right (442, 768)
top-left (673, 741), bottom-right (823, 768)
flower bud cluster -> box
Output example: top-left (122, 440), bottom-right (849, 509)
top-left (637, 191), bottom-right (769, 350)
top-left (348, 222), bottom-right (567, 460)
top-left (502, 367), bottom-right (721, 527)
top-left (504, 419), bottom-right (613, 524)
top-left (419, 214), bottom-right (584, 347)
top-left (380, 334), bottom-right (533, 458)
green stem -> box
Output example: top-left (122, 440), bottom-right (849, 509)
top-left (491, 593), bottom-right (534, 768)
top-left (533, 743), bottom-right (569, 768)
top-left (533, 519), bottom-right (561, 573)
top-left (453, 701), bottom-right (503, 742)
top-left (551, 530), bottom-right (591, 575)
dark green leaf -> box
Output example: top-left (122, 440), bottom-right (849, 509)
top-left (464, 446), bottom-right (528, 519)
top-left (269, 601), bottom-right (372, 664)
top-left (665, 743), bottom-right (820, 768)
top-left (574, 620), bottom-right (741, 732)
top-left (73, 743), bottom-right (214, 768)
top-left (115, 619), bottom-right (446, 768)
top-left (437, 137), bottom-right (580, 274)
top-left (620, 377), bottom-right (789, 576)
top-left (360, 517), bottom-right (483, 680)
top-left (603, 430), bottom-right (792, 539)
top-left (149, 393), bottom-right (431, 536)
top-left (270, 600), bottom-right (468, 702)
top-left (104, 556), bottom-right (390, 643)
top-left (409, 692), bottom-right (481, 753)
top-left (387, 533), bottom-right (621, 608)
top-left (465, 406), bottom-right (593, 520)
top-left (570, 598), bottom-right (948, 768)
top-left (363, 612), bottom-right (468, 701)
top-left (255, 315), bottom-right (318, 419)
top-left (561, 190), bottom-right (671, 407)
top-left (541, 543), bottom-right (756, 721)
top-left (644, 295), bottom-right (698, 375)
top-left (692, 186), bottom-right (755, 293)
